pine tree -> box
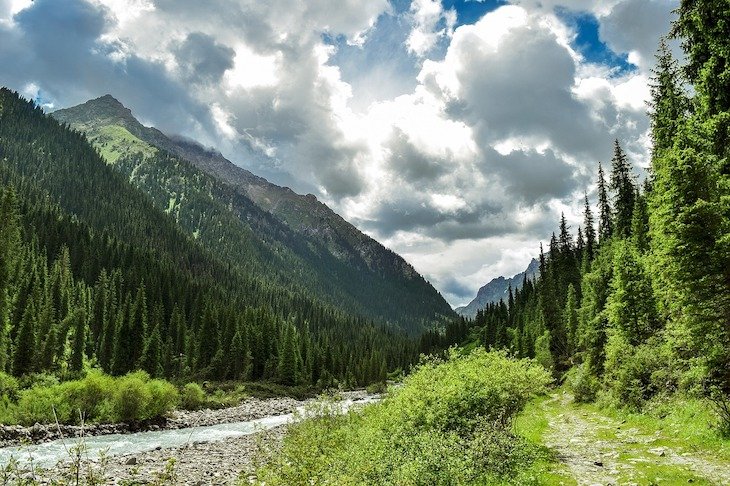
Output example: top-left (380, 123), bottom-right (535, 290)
top-left (277, 324), bottom-right (301, 386)
top-left (138, 322), bottom-right (164, 377)
top-left (0, 187), bottom-right (21, 371)
top-left (564, 284), bottom-right (579, 356)
top-left (597, 163), bottom-right (613, 242)
top-left (609, 140), bottom-right (636, 239)
top-left (12, 301), bottom-right (36, 376)
top-left (70, 308), bottom-right (86, 374)
top-left (583, 193), bottom-right (597, 262)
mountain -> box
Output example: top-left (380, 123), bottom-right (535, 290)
top-left (455, 259), bottom-right (539, 319)
top-left (53, 95), bottom-right (454, 331)
top-left (0, 87), bottom-right (419, 384)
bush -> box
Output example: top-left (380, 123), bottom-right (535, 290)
top-left (565, 364), bottom-right (599, 403)
top-left (365, 381), bottom-right (387, 394)
top-left (254, 348), bottom-right (552, 485)
top-left (1, 370), bottom-right (179, 425)
top-left (180, 383), bottom-right (207, 410)
top-left (0, 372), bottom-right (19, 401)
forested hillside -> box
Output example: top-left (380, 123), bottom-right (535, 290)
top-left (52, 96), bottom-right (454, 331)
top-left (424, 6), bottom-right (730, 433)
top-left (0, 88), bottom-right (418, 386)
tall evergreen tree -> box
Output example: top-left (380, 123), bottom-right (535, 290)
top-left (597, 163), bottom-right (613, 242)
top-left (609, 140), bottom-right (636, 238)
top-left (583, 193), bottom-right (597, 261)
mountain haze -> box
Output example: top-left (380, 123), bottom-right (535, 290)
top-left (53, 95), bottom-right (454, 330)
top-left (455, 259), bottom-right (539, 319)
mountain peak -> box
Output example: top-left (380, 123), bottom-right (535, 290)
top-left (54, 93), bottom-right (138, 128)
top-left (456, 258), bottom-right (540, 318)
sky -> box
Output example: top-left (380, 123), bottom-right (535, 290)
top-left (0, 0), bottom-right (679, 307)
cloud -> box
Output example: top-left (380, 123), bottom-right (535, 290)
top-left (0, 0), bottom-right (677, 305)
top-left (173, 32), bottom-right (235, 85)
top-left (406, 0), bottom-right (457, 57)
top-left (598, 0), bottom-right (680, 71)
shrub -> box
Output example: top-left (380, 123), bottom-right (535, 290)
top-left (0, 372), bottom-right (19, 401)
top-left (180, 383), bottom-right (206, 410)
top-left (365, 381), bottom-right (387, 394)
top-left (113, 371), bottom-right (153, 422)
top-left (254, 348), bottom-right (552, 485)
top-left (565, 363), bottom-right (599, 403)
top-left (60, 370), bottom-right (115, 422)
top-left (144, 379), bottom-right (179, 418)
top-left (15, 385), bottom-right (69, 424)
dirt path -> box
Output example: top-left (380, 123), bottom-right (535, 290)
top-left (541, 393), bottom-right (730, 486)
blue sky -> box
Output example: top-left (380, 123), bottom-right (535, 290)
top-left (0, 0), bottom-right (678, 306)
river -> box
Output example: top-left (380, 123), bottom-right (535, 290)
top-left (0, 395), bottom-right (379, 470)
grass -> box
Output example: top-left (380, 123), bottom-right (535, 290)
top-left (589, 395), bottom-right (730, 461)
top-left (525, 389), bottom-right (730, 485)
top-left (513, 397), bottom-right (577, 485)
top-left (88, 125), bottom-right (157, 164)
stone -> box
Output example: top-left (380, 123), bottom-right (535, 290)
top-left (125, 456), bottom-right (137, 465)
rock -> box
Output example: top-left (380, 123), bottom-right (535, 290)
top-left (593, 461), bottom-right (603, 467)
top-left (125, 456), bottom-right (137, 465)
top-left (648, 447), bottom-right (667, 457)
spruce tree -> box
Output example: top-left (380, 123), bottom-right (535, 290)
top-left (597, 163), bottom-right (613, 242)
top-left (0, 187), bottom-right (20, 371)
top-left (70, 308), bottom-right (86, 374)
top-left (583, 193), bottom-right (597, 261)
top-left (12, 301), bottom-right (36, 376)
top-left (609, 140), bottom-right (636, 239)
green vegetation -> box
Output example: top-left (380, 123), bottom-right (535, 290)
top-left (0, 370), bottom-right (178, 425)
top-left (252, 349), bottom-right (552, 485)
top-left (0, 88), bottom-right (421, 390)
top-left (421, 1), bottom-right (730, 437)
top-left (90, 124), bottom-right (157, 164)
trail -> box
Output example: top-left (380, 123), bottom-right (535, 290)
top-left (541, 393), bottom-right (730, 486)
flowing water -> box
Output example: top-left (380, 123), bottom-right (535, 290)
top-left (0, 396), bottom-right (378, 469)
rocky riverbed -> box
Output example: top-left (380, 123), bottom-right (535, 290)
top-left (43, 427), bottom-right (286, 485)
top-left (0, 390), bottom-right (368, 448)
top-left (0, 390), bottom-right (373, 484)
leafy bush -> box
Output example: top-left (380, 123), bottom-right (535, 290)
top-left (565, 364), bottom-right (599, 403)
top-left (0, 372), bottom-right (19, 401)
top-left (1, 370), bottom-right (179, 425)
top-left (254, 348), bottom-right (551, 485)
top-left (180, 382), bottom-right (207, 410)
top-left (365, 381), bottom-right (387, 394)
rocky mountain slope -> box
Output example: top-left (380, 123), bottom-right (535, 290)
top-left (53, 95), bottom-right (454, 330)
top-left (455, 258), bottom-right (539, 319)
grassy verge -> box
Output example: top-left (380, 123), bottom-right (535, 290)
top-left (250, 349), bottom-right (552, 485)
top-left (589, 395), bottom-right (730, 462)
top-left (512, 397), bottom-right (577, 485)
top-left (527, 389), bottom-right (730, 485)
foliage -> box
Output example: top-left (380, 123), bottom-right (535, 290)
top-left (0, 370), bottom-right (179, 425)
top-left (253, 349), bottom-right (551, 485)
top-left (180, 382), bottom-right (206, 410)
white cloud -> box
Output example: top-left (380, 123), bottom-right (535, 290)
top-left (406, 0), bottom-right (457, 57)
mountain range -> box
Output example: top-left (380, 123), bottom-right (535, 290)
top-left (52, 94), bottom-right (454, 331)
top-left (455, 259), bottom-right (540, 319)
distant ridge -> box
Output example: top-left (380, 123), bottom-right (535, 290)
top-left (53, 95), bottom-right (455, 330)
top-left (455, 259), bottom-right (539, 319)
